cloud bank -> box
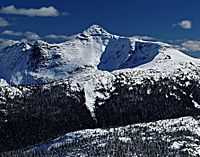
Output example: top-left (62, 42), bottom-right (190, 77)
top-left (2, 30), bottom-right (22, 36)
top-left (0, 5), bottom-right (67, 17)
top-left (2, 30), bottom-right (41, 40)
top-left (179, 40), bottom-right (200, 52)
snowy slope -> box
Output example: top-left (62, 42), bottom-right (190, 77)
top-left (1, 24), bottom-right (200, 119)
top-left (0, 24), bottom-right (200, 86)
top-left (25, 116), bottom-right (200, 157)
top-left (0, 25), bottom-right (111, 85)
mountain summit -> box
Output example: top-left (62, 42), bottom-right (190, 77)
top-left (0, 24), bottom-right (200, 85)
top-left (83, 24), bottom-right (110, 36)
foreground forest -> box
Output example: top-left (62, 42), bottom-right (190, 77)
top-left (0, 75), bottom-right (200, 155)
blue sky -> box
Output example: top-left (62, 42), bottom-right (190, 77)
top-left (0, 0), bottom-right (200, 52)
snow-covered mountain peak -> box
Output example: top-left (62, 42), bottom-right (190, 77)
top-left (83, 24), bottom-right (110, 36)
top-left (0, 24), bottom-right (200, 85)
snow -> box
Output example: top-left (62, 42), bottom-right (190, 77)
top-left (118, 137), bottom-right (132, 143)
top-left (98, 37), bottom-right (137, 71)
top-left (129, 87), bottom-right (133, 90)
top-left (83, 72), bottom-right (116, 118)
top-left (84, 78), bottom-right (97, 118)
top-left (1, 24), bottom-right (200, 87)
top-left (170, 141), bottom-right (184, 149)
top-left (1, 24), bottom-right (200, 120)
top-left (185, 81), bottom-right (191, 86)
top-left (192, 100), bottom-right (200, 109)
top-left (2, 24), bottom-right (200, 157)
top-left (0, 79), bottom-right (8, 86)
top-left (29, 128), bottom-right (109, 152)
top-left (29, 116), bottom-right (200, 156)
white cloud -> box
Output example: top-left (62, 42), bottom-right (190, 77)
top-left (174, 20), bottom-right (192, 30)
top-left (172, 40), bottom-right (200, 52)
top-left (1, 30), bottom-right (41, 40)
top-left (179, 20), bottom-right (192, 29)
top-left (179, 40), bottom-right (200, 51)
top-left (46, 34), bottom-right (69, 40)
top-left (2, 30), bottom-right (22, 36)
top-left (24, 31), bottom-right (41, 40)
top-left (0, 5), bottom-right (67, 17)
top-left (0, 17), bottom-right (10, 26)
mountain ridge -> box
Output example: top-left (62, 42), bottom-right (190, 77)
top-left (0, 24), bottom-right (199, 86)
top-left (1, 24), bottom-right (200, 120)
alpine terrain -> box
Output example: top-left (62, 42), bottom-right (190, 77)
top-left (1, 25), bottom-right (200, 156)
